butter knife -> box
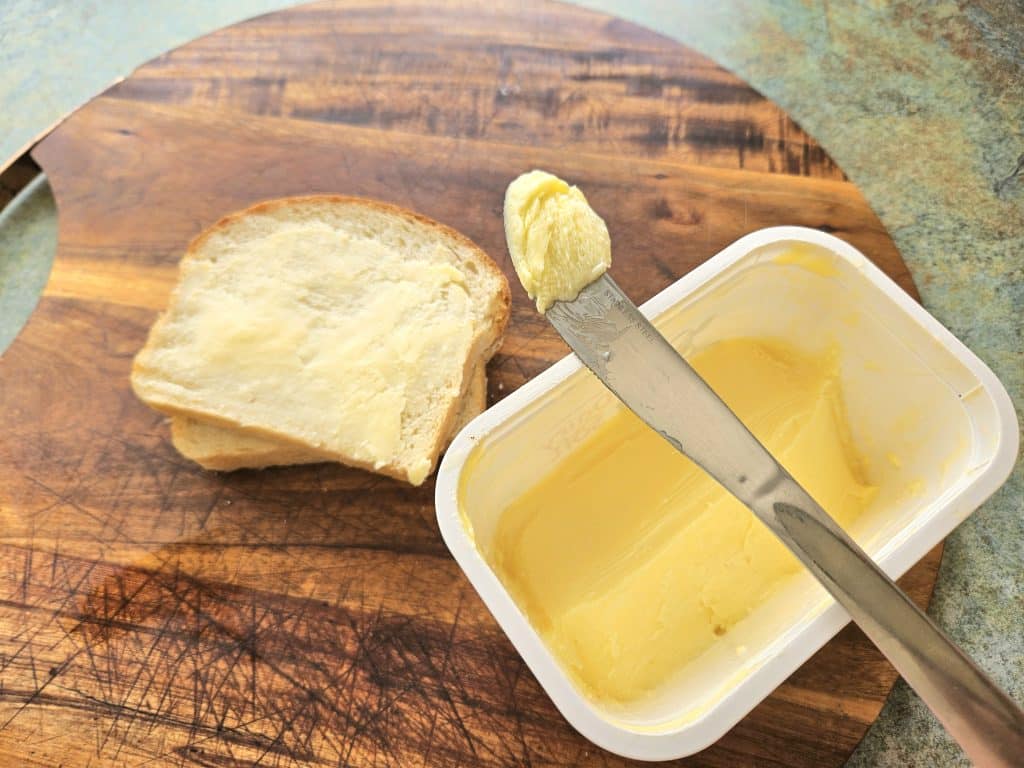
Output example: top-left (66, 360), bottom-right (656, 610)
top-left (547, 273), bottom-right (1024, 767)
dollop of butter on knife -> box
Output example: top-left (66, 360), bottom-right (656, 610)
top-left (503, 170), bottom-right (611, 312)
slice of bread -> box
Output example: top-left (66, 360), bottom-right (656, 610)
top-left (169, 363), bottom-right (488, 471)
top-left (131, 196), bottom-right (509, 485)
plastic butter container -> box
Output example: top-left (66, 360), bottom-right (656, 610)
top-left (434, 227), bottom-right (1018, 761)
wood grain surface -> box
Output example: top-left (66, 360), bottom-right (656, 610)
top-left (3, 0), bottom-right (938, 765)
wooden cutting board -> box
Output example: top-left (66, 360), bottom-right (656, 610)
top-left (3, 0), bottom-right (939, 765)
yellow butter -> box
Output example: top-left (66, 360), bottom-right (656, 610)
top-left (503, 170), bottom-right (611, 312)
top-left (189, 223), bottom-right (471, 481)
top-left (484, 338), bottom-right (877, 703)
top-left (773, 244), bottom-right (840, 277)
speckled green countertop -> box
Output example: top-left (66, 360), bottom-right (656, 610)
top-left (1, 1), bottom-right (1021, 765)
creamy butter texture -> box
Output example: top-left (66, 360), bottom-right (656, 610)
top-left (189, 222), bottom-right (471, 484)
top-left (503, 170), bottom-right (611, 312)
top-left (486, 338), bottom-right (877, 703)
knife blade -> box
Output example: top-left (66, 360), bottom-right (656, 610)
top-left (547, 273), bottom-right (1024, 767)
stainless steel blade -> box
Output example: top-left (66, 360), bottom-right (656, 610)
top-left (547, 273), bottom-right (1024, 767)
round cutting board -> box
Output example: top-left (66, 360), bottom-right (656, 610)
top-left (5, 0), bottom-right (938, 765)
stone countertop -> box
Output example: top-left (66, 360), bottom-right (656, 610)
top-left (1, 1), bottom-right (1020, 765)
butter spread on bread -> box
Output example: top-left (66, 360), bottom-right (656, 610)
top-left (131, 196), bottom-right (509, 485)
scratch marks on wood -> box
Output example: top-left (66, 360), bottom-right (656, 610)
top-left (0, 542), bottom-right (580, 766)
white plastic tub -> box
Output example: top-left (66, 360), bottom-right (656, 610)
top-left (434, 226), bottom-right (1018, 761)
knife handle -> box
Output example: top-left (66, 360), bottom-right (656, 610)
top-left (762, 481), bottom-right (1024, 768)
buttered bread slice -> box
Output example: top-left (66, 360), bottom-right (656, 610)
top-left (169, 363), bottom-right (488, 471)
top-left (131, 196), bottom-right (509, 485)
